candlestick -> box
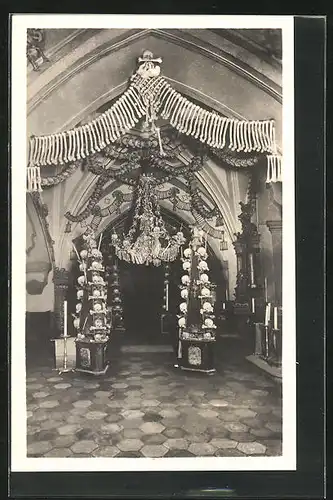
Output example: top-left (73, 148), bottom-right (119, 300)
top-left (264, 277), bottom-right (268, 302)
top-left (63, 300), bottom-right (68, 337)
top-left (274, 306), bottom-right (278, 330)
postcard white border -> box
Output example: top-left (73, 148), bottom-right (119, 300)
top-left (11, 14), bottom-right (295, 472)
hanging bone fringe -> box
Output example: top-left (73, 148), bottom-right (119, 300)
top-left (27, 166), bottom-right (42, 192)
top-left (266, 155), bottom-right (282, 183)
top-left (27, 74), bottom-right (280, 186)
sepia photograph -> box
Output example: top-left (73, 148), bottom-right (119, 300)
top-left (11, 15), bottom-right (296, 472)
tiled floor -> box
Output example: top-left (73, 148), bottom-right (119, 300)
top-left (26, 346), bottom-right (282, 458)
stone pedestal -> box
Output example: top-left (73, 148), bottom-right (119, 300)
top-left (75, 339), bottom-right (109, 375)
top-left (178, 336), bottom-right (216, 374)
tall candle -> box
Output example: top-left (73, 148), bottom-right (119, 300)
top-left (274, 307), bottom-right (278, 330)
top-left (63, 300), bottom-right (68, 337)
top-left (98, 232), bottom-right (103, 251)
top-left (222, 302), bottom-right (226, 310)
top-left (264, 277), bottom-right (268, 302)
top-left (249, 253), bottom-right (255, 285)
top-left (264, 302), bottom-right (271, 326)
top-left (166, 283), bottom-right (169, 311)
top-left (251, 297), bottom-right (255, 313)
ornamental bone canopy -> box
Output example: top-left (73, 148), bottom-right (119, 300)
top-left (27, 50), bottom-right (282, 193)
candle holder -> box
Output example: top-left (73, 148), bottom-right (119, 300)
top-left (51, 334), bottom-right (76, 374)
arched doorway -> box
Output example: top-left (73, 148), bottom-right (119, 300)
top-left (97, 207), bottom-right (226, 348)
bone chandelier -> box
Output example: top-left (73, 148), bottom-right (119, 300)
top-left (27, 50), bottom-right (282, 192)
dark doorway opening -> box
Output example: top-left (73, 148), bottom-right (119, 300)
top-left (118, 261), bottom-right (165, 343)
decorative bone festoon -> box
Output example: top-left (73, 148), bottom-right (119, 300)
top-left (27, 51), bottom-right (282, 191)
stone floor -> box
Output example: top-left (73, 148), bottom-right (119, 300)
top-left (26, 348), bottom-right (282, 458)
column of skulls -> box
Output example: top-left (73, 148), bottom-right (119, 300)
top-left (73, 229), bottom-right (110, 343)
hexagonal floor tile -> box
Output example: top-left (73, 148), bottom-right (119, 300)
top-left (117, 439), bottom-right (144, 452)
top-left (141, 444), bottom-right (168, 457)
top-left (111, 383), bottom-right (129, 389)
top-left (37, 400), bottom-right (59, 409)
top-left (198, 409), bottom-right (219, 419)
top-left (92, 446), bottom-right (120, 457)
top-left (100, 423), bottom-right (123, 434)
top-left (27, 383), bottom-right (44, 390)
top-left (250, 389), bottom-right (269, 397)
top-left (141, 399), bottom-right (160, 407)
top-left (229, 432), bottom-right (256, 442)
top-left (52, 435), bottom-right (76, 448)
top-left (237, 442), bottom-right (266, 455)
top-left (209, 438), bottom-right (238, 449)
top-left (123, 428), bottom-right (144, 439)
top-left (84, 382), bottom-right (100, 389)
top-left (121, 410), bottom-right (144, 420)
top-left (265, 421), bottom-right (282, 433)
top-left (44, 447), bottom-right (73, 457)
top-left (27, 441), bottom-right (53, 455)
top-left (141, 433), bottom-right (167, 445)
top-left (207, 399), bottom-right (229, 407)
top-left (250, 428), bottom-right (274, 438)
top-left (140, 422), bottom-right (165, 434)
top-left (159, 409), bottom-right (181, 419)
top-left (73, 400), bottom-right (93, 408)
top-left (120, 418), bottom-right (144, 429)
top-left (185, 433), bottom-right (210, 444)
top-left (188, 443), bottom-right (216, 456)
top-left (162, 427), bottom-right (186, 439)
top-left (94, 391), bottom-right (112, 399)
top-left (85, 411), bottom-right (108, 420)
top-left (46, 376), bottom-right (63, 383)
top-left (215, 448), bottom-right (245, 457)
top-left (107, 401), bottom-right (124, 409)
top-left (105, 414), bottom-right (123, 423)
top-left (54, 383), bottom-right (72, 390)
top-left (164, 438), bottom-right (189, 450)
top-left (57, 424), bottom-right (81, 435)
top-left (32, 391), bottom-right (50, 399)
top-left (224, 422), bottom-right (249, 433)
top-left (71, 440), bottom-right (98, 454)
top-left (234, 409), bottom-right (257, 418)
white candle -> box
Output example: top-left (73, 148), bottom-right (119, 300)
top-left (249, 253), bottom-right (254, 285)
top-left (264, 277), bottom-right (268, 302)
top-left (166, 283), bottom-right (169, 311)
top-left (63, 300), bottom-right (68, 337)
top-left (264, 302), bottom-right (271, 327)
top-left (222, 302), bottom-right (226, 310)
top-left (274, 307), bottom-right (278, 330)
top-left (251, 297), bottom-right (255, 313)
top-left (98, 232), bottom-right (103, 251)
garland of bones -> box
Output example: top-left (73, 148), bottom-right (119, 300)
top-left (27, 50), bottom-right (282, 192)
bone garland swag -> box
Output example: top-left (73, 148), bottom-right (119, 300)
top-left (27, 50), bottom-right (282, 191)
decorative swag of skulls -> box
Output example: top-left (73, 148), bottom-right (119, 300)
top-left (73, 228), bottom-right (110, 343)
top-left (110, 174), bottom-right (186, 266)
